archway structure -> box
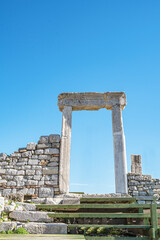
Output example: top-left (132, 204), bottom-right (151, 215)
top-left (57, 92), bottom-right (128, 194)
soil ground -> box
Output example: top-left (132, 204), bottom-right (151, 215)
top-left (0, 234), bottom-right (85, 240)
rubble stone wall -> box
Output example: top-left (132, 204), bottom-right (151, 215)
top-left (0, 134), bottom-right (60, 199)
top-left (128, 173), bottom-right (160, 204)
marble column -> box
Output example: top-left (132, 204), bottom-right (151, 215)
top-left (59, 106), bottom-right (72, 193)
top-left (112, 104), bottom-right (128, 193)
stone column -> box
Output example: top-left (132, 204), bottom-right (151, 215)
top-left (112, 104), bottom-right (128, 193)
top-left (131, 155), bottom-right (142, 175)
top-left (59, 106), bottom-right (72, 194)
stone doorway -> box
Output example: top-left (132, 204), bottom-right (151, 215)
top-left (57, 92), bottom-right (128, 194)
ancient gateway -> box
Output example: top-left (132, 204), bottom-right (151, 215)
top-left (58, 92), bottom-right (128, 194)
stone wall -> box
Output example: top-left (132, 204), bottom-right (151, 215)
top-left (0, 134), bottom-right (60, 199)
top-left (128, 173), bottom-right (160, 204)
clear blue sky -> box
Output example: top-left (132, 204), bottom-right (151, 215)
top-left (1, 0), bottom-right (160, 193)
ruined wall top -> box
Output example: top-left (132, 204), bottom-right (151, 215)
top-left (58, 92), bottom-right (127, 112)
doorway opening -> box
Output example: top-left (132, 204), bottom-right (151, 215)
top-left (70, 109), bottom-right (115, 194)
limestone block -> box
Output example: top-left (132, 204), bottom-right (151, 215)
top-left (36, 170), bottom-right (42, 175)
top-left (43, 167), bottom-right (58, 175)
top-left (52, 143), bottom-right (60, 148)
top-left (27, 142), bottom-right (36, 150)
top-left (17, 162), bottom-right (27, 165)
top-left (50, 157), bottom-right (59, 162)
top-left (26, 170), bottom-right (35, 175)
top-left (0, 153), bottom-right (7, 161)
top-left (22, 151), bottom-right (32, 158)
top-left (4, 202), bottom-right (16, 213)
top-left (38, 154), bottom-right (51, 160)
top-left (38, 180), bottom-right (44, 185)
top-left (44, 148), bottom-right (59, 155)
top-left (39, 136), bottom-right (49, 144)
top-left (3, 189), bottom-right (12, 196)
top-left (35, 149), bottom-right (44, 155)
top-left (6, 169), bottom-right (17, 175)
top-left (48, 162), bottom-right (58, 167)
top-left (17, 170), bottom-right (25, 175)
top-left (58, 92), bottom-right (126, 111)
top-left (39, 187), bottom-right (54, 198)
top-left (26, 176), bottom-right (33, 180)
top-left (33, 175), bottom-right (41, 180)
top-left (9, 211), bottom-right (52, 222)
top-left (37, 143), bottom-right (52, 149)
top-left (10, 152), bottom-right (21, 158)
top-left (7, 181), bottom-right (17, 187)
top-left (28, 159), bottom-right (38, 165)
top-left (32, 155), bottom-right (38, 159)
top-left (26, 180), bottom-right (38, 186)
top-left (22, 222), bottom-right (67, 234)
top-left (17, 181), bottom-right (25, 187)
top-left (0, 222), bottom-right (17, 231)
top-left (45, 181), bottom-right (57, 185)
top-left (18, 158), bottom-right (28, 162)
top-left (49, 134), bottom-right (60, 143)
top-left (16, 202), bottom-right (36, 211)
top-left (32, 166), bottom-right (42, 170)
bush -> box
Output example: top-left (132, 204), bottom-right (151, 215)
top-left (14, 227), bottom-right (29, 234)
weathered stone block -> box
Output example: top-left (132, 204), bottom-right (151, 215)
top-left (38, 154), bottom-right (51, 160)
top-left (52, 143), bottom-right (60, 148)
top-left (26, 170), bottom-right (35, 175)
top-left (22, 222), bottom-right (67, 234)
top-left (27, 142), bottom-right (36, 150)
top-left (44, 148), bottom-right (59, 155)
top-left (16, 202), bottom-right (36, 211)
top-left (9, 211), bottom-right (52, 222)
top-left (43, 167), bottom-right (58, 175)
top-left (37, 143), bottom-right (52, 149)
top-left (39, 187), bottom-right (54, 198)
top-left (22, 151), bottom-right (32, 158)
top-left (50, 157), bottom-right (59, 162)
top-left (28, 159), bottom-right (38, 165)
top-left (7, 181), bottom-right (17, 187)
top-left (49, 134), bottom-right (60, 143)
top-left (10, 152), bottom-right (21, 158)
top-left (48, 162), bottom-right (58, 167)
top-left (39, 136), bottom-right (49, 144)
top-left (26, 180), bottom-right (38, 186)
top-left (35, 149), bottom-right (44, 155)
top-left (0, 222), bottom-right (17, 231)
top-left (6, 169), bottom-right (17, 175)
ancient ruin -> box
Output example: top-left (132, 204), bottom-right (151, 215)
top-left (0, 92), bottom-right (160, 202)
top-left (0, 92), bottom-right (160, 237)
top-left (58, 92), bottom-right (128, 194)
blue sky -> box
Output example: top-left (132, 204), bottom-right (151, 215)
top-left (0, 0), bottom-right (160, 193)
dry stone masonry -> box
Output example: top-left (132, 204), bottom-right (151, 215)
top-left (0, 134), bottom-right (60, 199)
top-left (128, 154), bottom-right (160, 204)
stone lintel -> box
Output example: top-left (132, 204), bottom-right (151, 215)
top-left (58, 92), bottom-right (127, 112)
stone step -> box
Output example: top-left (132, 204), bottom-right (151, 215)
top-left (22, 222), bottom-right (67, 234)
top-left (0, 222), bottom-right (67, 234)
top-left (9, 210), bottom-right (53, 223)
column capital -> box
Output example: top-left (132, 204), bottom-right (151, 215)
top-left (104, 92), bottom-right (127, 110)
